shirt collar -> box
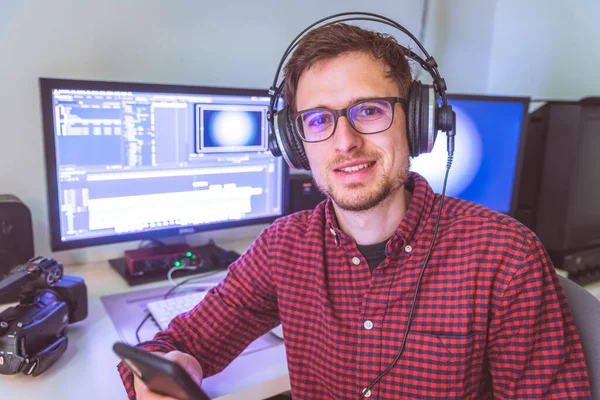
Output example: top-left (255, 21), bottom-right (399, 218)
top-left (324, 172), bottom-right (437, 247)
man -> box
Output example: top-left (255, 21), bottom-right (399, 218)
top-left (118, 23), bottom-right (591, 399)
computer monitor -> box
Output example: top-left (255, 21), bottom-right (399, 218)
top-left (40, 78), bottom-right (288, 251)
top-left (410, 94), bottom-right (529, 215)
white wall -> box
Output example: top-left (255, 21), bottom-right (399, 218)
top-left (428, 0), bottom-right (600, 100)
top-left (2, 0), bottom-right (597, 267)
top-left (426, 0), bottom-right (498, 94)
top-left (0, 0), bottom-right (428, 265)
top-left (488, 0), bottom-right (600, 100)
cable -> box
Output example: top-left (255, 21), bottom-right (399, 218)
top-left (418, 0), bottom-right (430, 48)
top-left (162, 270), bottom-right (219, 300)
top-left (413, 0), bottom-right (430, 81)
top-left (167, 255), bottom-right (205, 287)
top-left (135, 313), bottom-right (152, 344)
top-left (359, 155), bottom-right (454, 399)
top-left (138, 239), bottom-right (167, 249)
top-left (134, 270), bottom-right (221, 344)
top-left (167, 266), bottom-right (199, 287)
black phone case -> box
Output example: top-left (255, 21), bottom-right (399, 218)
top-left (113, 342), bottom-right (210, 400)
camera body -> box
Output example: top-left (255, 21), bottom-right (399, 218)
top-left (0, 257), bottom-right (87, 376)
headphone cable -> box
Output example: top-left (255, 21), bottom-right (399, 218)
top-left (359, 154), bottom-right (453, 399)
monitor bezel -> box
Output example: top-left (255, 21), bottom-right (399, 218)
top-left (40, 77), bottom-right (289, 251)
top-left (445, 93), bottom-right (530, 216)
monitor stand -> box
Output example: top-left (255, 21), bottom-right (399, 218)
top-left (109, 241), bottom-right (240, 286)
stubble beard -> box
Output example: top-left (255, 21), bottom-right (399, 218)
top-left (314, 161), bottom-right (410, 213)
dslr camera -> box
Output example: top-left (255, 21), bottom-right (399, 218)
top-left (0, 256), bottom-right (87, 376)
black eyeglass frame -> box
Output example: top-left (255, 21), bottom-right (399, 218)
top-left (291, 96), bottom-right (406, 143)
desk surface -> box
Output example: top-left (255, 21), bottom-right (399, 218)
top-left (4, 262), bottom-right (600, 400)
top-left (1, 262), bottom-right (291, 400)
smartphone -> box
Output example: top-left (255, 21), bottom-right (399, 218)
top-left (113, 342), bottom-right (210, 400)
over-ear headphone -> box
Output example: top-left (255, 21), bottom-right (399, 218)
top-left (267, 12), bottom-right (456, 170)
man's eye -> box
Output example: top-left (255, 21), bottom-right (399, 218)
top-left (355, 105), bottom-right (384, 118)
top-left (306, 113), bottom-right (332, 128)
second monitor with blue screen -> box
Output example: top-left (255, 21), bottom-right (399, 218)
top-left (411, 94), bottom-right (529, 215)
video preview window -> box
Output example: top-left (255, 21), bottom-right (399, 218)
top-left (195, 104), bottom-right (267, 153)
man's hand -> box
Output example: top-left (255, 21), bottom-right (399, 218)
top-left (132, 350), bottom-right (204, 400)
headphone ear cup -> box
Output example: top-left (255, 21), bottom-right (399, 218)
top-left (284, 109), bottom-right (310, 170)
top-left (407, 80), bottom-right (437, 157)
top-left (273, 105), bottom-right (310, 170)
top-left (407, 81), bottom-right (422, 158)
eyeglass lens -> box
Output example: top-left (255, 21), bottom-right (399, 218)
top-left (295, 98), bottom-right (395, 142)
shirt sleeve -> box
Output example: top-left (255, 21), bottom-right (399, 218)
top-left (486, 235), bottom-right (591, 399)
top-left (116, 227), bottom-right (280, 399)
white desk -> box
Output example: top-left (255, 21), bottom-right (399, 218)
top-left (1, 261), bottom-right (291, 400)
top-left (4, 263), bottom-right (599, 400)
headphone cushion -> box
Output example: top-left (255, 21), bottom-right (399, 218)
top-left (277, 105), bottom-right (310, 170)
top-left (407, 81), bottom-right (422, 158)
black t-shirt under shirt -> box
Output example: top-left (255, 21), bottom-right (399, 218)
top-left (356, 239), bottom-right (388, 272)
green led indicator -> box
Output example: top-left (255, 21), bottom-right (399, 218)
top-left (186, 252), bottom-right (192, 257)
top-left (174, 261), bottom-right (182, 267)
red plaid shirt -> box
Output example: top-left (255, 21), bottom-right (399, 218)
top-left (118, 173), bottom-right (590, 399)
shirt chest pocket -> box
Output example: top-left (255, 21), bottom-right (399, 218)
top-left (379, 331), bottom-right (485, 399)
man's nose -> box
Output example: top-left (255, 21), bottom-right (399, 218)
top-left (332, 117), bottom-right (363, 153)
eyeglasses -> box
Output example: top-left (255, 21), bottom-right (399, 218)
top-left (292, 97), bottom-right (405, 143)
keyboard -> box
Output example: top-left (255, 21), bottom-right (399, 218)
top-left (147, 291), bottom-right (285, 340)
top-left (147, 290), bottom-right (208, 330)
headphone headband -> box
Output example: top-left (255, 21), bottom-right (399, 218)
top-left (268, 12), bottom-right (456, 170)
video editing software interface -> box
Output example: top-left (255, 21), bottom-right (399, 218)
top-left (44, 81), bottom-right (285, 248)
top-left (411, 95), bottom-right (529, 214)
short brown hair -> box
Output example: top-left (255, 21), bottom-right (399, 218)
top-left (283, 23), bottom-right (412, 111)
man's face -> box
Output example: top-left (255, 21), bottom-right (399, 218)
top-left (295, 51), bottom-right (410, 212)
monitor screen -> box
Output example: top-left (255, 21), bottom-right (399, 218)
top-left (40, 78), bottom-right (288, 251)
top-left (410, 94), bottom-right (529, 214)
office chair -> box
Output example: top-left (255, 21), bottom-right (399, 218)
top-left (558, 274), bottom-right (600, 398)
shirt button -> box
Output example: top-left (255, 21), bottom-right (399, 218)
top-left (364, 320), bottom-right (373, 330)
top-left (405, 245), bottom-right (412, 253)
top-left (362, 388), bottom-right (372, 398)
top-left (352, 257), bottom-right (361, 265)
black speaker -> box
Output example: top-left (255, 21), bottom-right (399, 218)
top-left (0, 195), bottom-right (35, 277)
top-left (289, 174), bottom-right (326, 213)
top-left (515, 100), bottom-right (600, 254)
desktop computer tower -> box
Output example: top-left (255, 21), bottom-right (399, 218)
top-left (515, 98), bottom-right (600, 282)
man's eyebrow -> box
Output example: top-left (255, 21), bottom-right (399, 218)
top-left (304, 96), bottom-right (376, 111)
